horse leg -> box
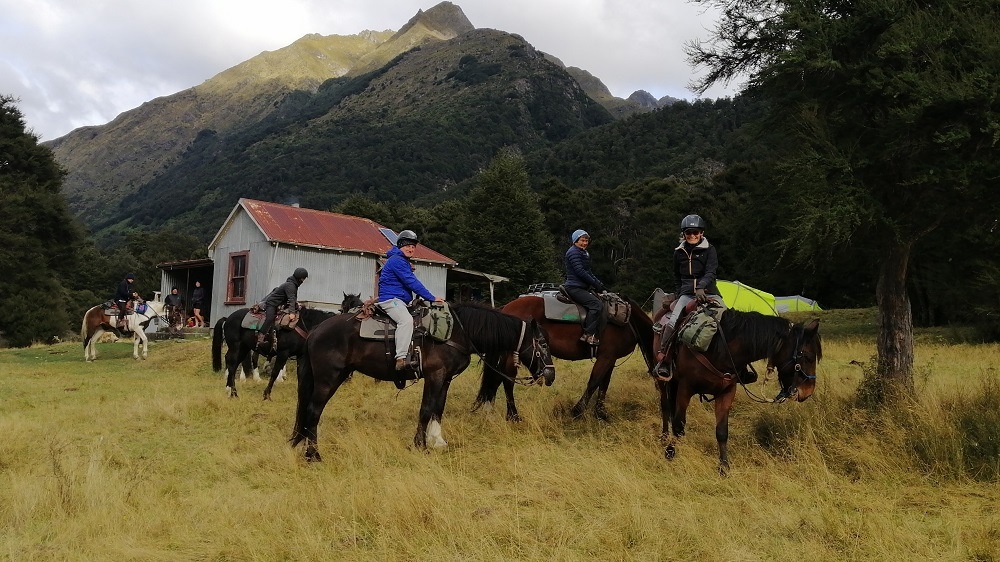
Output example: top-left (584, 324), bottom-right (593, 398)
top-left (501, 376), bottom-right (520, 422)
top-left (427, 376), bottom-right (453, 448)
top-left (415, 373), bottom-right (448, 450)
top-left (85, 326), bottom-right (102, 361)
top-left (656, 379), bottom-right (672, 440)
top-left (665, 383), bottom-right (692, 460)
top-left (713, 387), bottom-right (738, 475)
top-left (250, 351), bottom-right (263, 381)
top-left (301, 368), bottom-right (351, 462)
top-left (225, 346), bottom-right (249, 398)
top-left (134, 329), bottom-right (147, 360)
top-left (571, 356), bottom-right (615, 419)
top-left (473, 353), bottom-right (504, 412)
top-left (262, 352), bottom-right (289, 401)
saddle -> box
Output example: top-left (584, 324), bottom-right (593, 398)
top-left (357, 302), bottom-right (453, 342)
top-left (535, 288), bottom-right (631, 327)
top-left (242, 304), bottom-right (300, 330)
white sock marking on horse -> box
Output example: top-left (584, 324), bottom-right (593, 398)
top-left (426, 419), bottom-right (447, 448)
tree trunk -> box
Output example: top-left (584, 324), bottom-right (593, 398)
top-left (871, 239), bottom-right (916, 402)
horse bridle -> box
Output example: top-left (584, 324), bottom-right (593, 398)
top-left (767, 327), bottom-right (817, 402)
top-left (512, 320), bottom-right (555, 384)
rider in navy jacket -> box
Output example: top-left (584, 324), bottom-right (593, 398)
top-left (564, 229), bottom-right (606, 346)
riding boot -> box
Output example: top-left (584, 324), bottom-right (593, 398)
top-left (256, 332), bottom-right (268, 353)
top-left (653, 325), bottom-right (674, 379)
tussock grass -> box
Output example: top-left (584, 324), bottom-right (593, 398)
top-left (2, 328), bottom-right (999, 560)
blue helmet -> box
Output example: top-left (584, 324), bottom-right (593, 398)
top-left (571, 229), bottom-right (589, 243)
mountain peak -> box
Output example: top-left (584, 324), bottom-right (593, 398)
top-left (393, 1), bottom-right (475, 41)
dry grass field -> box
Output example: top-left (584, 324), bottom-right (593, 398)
top-left (2, 311), bottom-right (999, 561)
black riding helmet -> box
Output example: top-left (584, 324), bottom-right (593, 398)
top-left (396, 230), bottom-right (419, 248)
top-left (293, 267), bottom-right (308, 281)
top-left (680, 214), bottom-right (707, 232)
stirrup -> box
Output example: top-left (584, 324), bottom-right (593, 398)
top-left (653, 362), bottom-right (672, 381)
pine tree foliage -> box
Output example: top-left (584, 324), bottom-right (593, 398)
top-left (452, 147), bottom-right (557, 299)
top-left (0, 96), bottom-right (88, 346)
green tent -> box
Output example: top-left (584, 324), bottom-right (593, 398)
top-left (652, 280), bottom-right (777, 316)
top-left (774, 295), bottom-right (823, 313)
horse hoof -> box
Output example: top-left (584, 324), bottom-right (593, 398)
top-left (305, 447), bottom-right (322, 462)
top-left (570, 405), bottom-right (586, 419)
top-left (719, 462), bottom-right (730, 477)
top-left (665, 445), bottom-right (676, 460)
top-left (506, 413), bottom-right (522, 423)
top-left (595, 407), bottom-right (610, 422)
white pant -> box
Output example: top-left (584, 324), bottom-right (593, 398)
top-left (663, 293), bottom-right (725, 329)
top-left (378, 298), bottom-right (412, 360)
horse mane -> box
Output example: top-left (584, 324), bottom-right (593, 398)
top-left (451, 302), bottom-right (524, 353)
top-left (717, 309), bottom-right (792, 358)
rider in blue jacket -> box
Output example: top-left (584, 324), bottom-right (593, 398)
top-left (378, 230), bottom-right (444, 370)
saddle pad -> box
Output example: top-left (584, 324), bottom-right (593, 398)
top-left (541, 294), bottom-right (585, 324)
top-left (359, 317), bottom-right (396, 340)
top-left (242, 311), bottom-right (265, 330)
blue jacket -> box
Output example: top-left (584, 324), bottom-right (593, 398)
top-left (379, 247), bottom-right (436, 303)
top-left (564, 245), bottom-right (605, 291)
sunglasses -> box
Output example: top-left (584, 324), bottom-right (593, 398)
top-left (684, 229), bottom-right (703, 236)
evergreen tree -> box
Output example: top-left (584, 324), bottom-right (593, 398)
top-left (0, 95), bottom-right (88, 346)
top-left (451, 147), bottom-right (557, 300)
top-left (688, 0), bottom-right (1000, 401)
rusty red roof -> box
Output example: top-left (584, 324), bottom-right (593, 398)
top-left (234, 199), bottom-right (456, 265)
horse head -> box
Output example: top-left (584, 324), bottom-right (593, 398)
top-left (340, 292), bottom-right (364, 314)
top-left (518, 319), bottom-right (555, 386)
top-left (771, 318), bottom-right (821, 403)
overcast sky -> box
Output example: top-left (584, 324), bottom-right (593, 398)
top-left (1, 0), bottom-right (737, 141)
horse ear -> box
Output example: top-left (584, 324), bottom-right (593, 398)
top-left (804, 318), bottom-right (820, 334)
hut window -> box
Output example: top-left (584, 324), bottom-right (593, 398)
top-left (226, 251), bottom-right (249, 304)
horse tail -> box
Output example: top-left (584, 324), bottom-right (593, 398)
top-left (81, 308), bottom-right (90, 347)
top-left (629, 299), bottom-right (657, 373)
top-left (211, 317), bottom-right (226, 372)
top-left (290, 348), bottom-right (314, 447)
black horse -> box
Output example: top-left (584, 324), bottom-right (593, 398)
top-left (660, 308), bottom-right (821, 474)
top-left (291, 303), bottom-right (556, 460)
top-left (211, 293), bottom-right (364, 399)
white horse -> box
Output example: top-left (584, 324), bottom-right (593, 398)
top-left (82, 299), bottom-right (166, 361)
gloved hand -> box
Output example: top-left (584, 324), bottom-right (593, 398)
top-left (695, 288), bottom-right (708, 303)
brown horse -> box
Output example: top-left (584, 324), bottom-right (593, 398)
top-left (81, 299), bottom-right (165, 361)
top-left (659, 308), bottom-right (821, 474)
top-left (474, 295), bottom-right (656, 421)
top-left (291, 303), bottom-right (555, 460)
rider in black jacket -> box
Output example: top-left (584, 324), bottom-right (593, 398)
top-left (114, 273), bottom-right (137, 331)
top-left (257, 268), bottom-right (307, 351)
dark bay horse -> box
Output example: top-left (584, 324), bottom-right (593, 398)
top-left (660, 309), bottom-right (821, 474)
top-left (474, 295), bottom-right (656, 421)
top-left (82, 299), bottom-right (165, 361)
top-left (212, 294), bottom-right (363, 399)
top-left (292, 303), bottom-right (555, 460)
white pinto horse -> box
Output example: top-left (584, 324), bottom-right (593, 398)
top-left (82, 299), bottom-right (166, 361)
